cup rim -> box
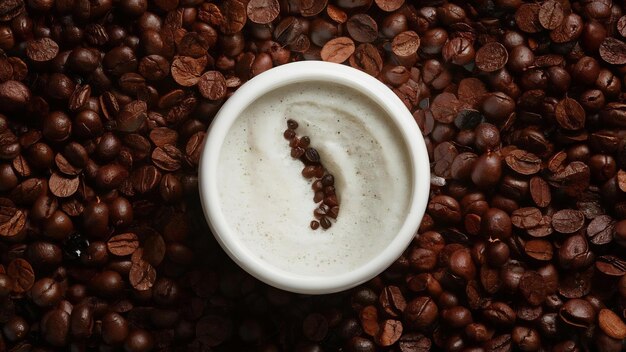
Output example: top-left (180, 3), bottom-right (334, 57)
top-left (199, 61), bottom-right (430, 294)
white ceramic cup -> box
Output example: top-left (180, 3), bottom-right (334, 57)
top-left (199, 61), bottom-right (430, 294)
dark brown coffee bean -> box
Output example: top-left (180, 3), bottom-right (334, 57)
top-left (319, 216), bottom-right (332, 229)
top-left (303, 165), bottom-right (324, 178)
top-left (25, 241), bottom-right (62, 270)
top-left (48, 172), bottom-right (79, 198)
top-left (102, 312), bottom-right (129, 345)
top-left (30, 277), bottom-right (63, 307)
top-left (170, 55), bottom-right (207, 87)
top-left (519, 271), bottom-right (547, 305)
top-left (558, 234), bottom-right (592, 270)
top-left (587, 215), bottom-right (614, 245)
top-left (475, 42), bottom-right (508, 73)
top-left (550, 13), bottom-right (583, 43)
top-left (505, 149), bottom-right (541, 175)
top-left (515, 4), bottom-right (542, 33)
top-left (103, 46), bottom-right (137, 76)
top-left (559, 299), bottom-right (595, 328)
top-left (7, 258), bottom-right (34, 294)
top-left (346, 14), bottom-right (378, 43)
top-left (539, 0), bottom-right (564, 30)
top-left (596, 255), bottom-right (626, 276)
top-left (483, 302), bottom-right (516, 326)
top-left (617, 15), bottom-right (626, 37)
top-left (303, 147), bottom-right (320, 163)
top-left (555, 97), bottom-right (585, 131)
top-left (41, 308), bottom-right (70, 346)
top-left (219, 0), bottom-right (247, 34)
top-left (70, 303), bottom-right (93, 339)
top-left (524, 239), bottom-right (553, 261)
top-left (40, 209), bottom-right (72, 241)
top-left (131, 165), bottom-right (161, 194)
top-left (467, 149), bottom-right (499, 184)
top-left (198, 71), bottom-right (227, 101)
top-left (600, 37), bottom-right (626, 65)
top-left (379, 285), bottom-right (406, 317)
top-left (551, 209), bottom-right (585, 234)
top-left (375, 319), bottom-right (402, 347)
top-left (25, 37), bottom-right (59, 62)
top-left (245, 0), bottom-right (279, 24)
top-left (129, 258), bottom-right (156, 291)
top-left (124, 329), bottom-right (155, 352)
top-left (404, 297), bottom-right (438, 330)
top-left (427, 195), bottom-right (461, 224)
top-left (349, 43), bottom-right (383, 76)
top-left (3, 315), bottom-right (28, 342)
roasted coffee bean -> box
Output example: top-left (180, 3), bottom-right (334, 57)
top-left (41, 308), bottom-right (70, 346)
top-left (404, 297), bottom-right (438, 330)
top-left (483, 302), bottom-right (516, 327)
top-left (559, 299), bottom-right (595, 328)
top-left (3, 315), bottom-right (29, 342)
top-left (30, 277), bottom-right (63, 307)
top-left (427, 195), bottom-right (461, 224)
top-left (101, 312), bottom-right (129, 345)
top-left (321, 36), bottom-right (355, 63)
top-left (124, 329), bottom-right (155, 352)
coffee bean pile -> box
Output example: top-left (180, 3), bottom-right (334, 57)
top-left (0, 0), bottom-right (625, 350)
top-left (284, 119), bottom-right (339, 230)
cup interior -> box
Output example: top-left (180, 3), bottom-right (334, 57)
top-left (199, 61), bottom-right (430, 294)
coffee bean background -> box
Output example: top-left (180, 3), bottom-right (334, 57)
top-left (0, 0), bottom-right (626, 351)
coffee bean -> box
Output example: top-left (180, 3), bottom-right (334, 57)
top-left (107, 233), bottom-right (139, 256)
top-left (596, 309), bottom-right (626, 340)
top-left (30, 277), bottom-right (63, 307)
top-left (247, 0), bottom-right (280, 24)
top-left (483, 302), bottom-right (516, 326)
top-left (7, 258), bottom-right (34, 294)
top-left (596, 255), bottom-right (626, 276)
top-left (471, 153), bottom-right (502, 189)
top-left (70, 303), bottom-right (93, 339)
top-left (3, 315), bottom-right (29, 342)
top-left (0, 80), bottom-right (30, 113)
top-left (198, 71), bottom-right (227, 101)
top-left (321, 37), bottom-right (355, 63)
top-left (102, 312), bottom-right (130, 345)
top-left (559, 299), bottom-right (595, 328)
top-left (124, 329), bottom-right (155, 352)
top-left (404, 297), bottom-right (438, 330)
top-left (511, 326), bottom-right (540, 351)
top-left (599, 37), bottom-right (626, 65)
top-left (129, 258), bottom-right (156, 291)
top-left (392, 31), bottom-right (420, 58)
top-left (551, 209), bottom-right (585, 234)
top-left (481, 208), bottom-right (512, 240)
top-left (25, 37), bottom-right (59, 62)
top-left (375, 319), bottom-right (402, 347)
top-left (539, 0), bottom-right (564, 30)
top-left (427, 195), bottom-right (461, 224)
top-left (374, 0), bottom-right (403, 12)
top-left (347, 14), bottom-right (378, 43)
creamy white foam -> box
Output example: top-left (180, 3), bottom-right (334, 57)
top-left (217, 82), bottom-right (411, 276)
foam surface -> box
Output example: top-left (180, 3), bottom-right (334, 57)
top-left (218, 82), bottom-right (411, 276)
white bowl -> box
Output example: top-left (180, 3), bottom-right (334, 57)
top-left (199, 61), bottom-right (430, 294)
